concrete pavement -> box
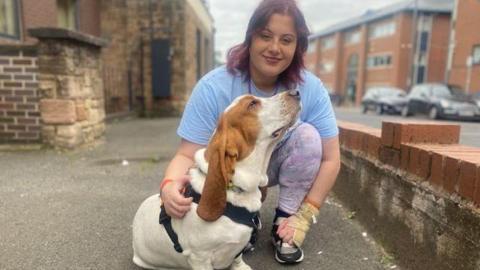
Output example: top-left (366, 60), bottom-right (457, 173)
top-left (0, 117), bottom-right (394, 270)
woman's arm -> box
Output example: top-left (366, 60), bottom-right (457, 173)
top-left (161, 139), bottom-right (205, 218)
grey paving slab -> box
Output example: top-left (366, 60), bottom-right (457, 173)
top-left (0, 117), bottom-right (393, 270)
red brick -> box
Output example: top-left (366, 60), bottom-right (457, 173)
top-left (443, 157), bottom-right (460, 193)
top-left (400, 144), bottom-right (410, 170)
top-left (0, 103), bottom-right (14, 110)
top-left (381, 121), bottom-right (395, 147)
top-left (458, 161), bottom-right (478, 200)
top-left (3, 67), bottom-right (22, 73)
top-left (27, 125), bottom-right (41, 132)
top-left (3, 82), bottom-right (22, 88)
top-left (12, 59), bottom-right (32, 65)
top-left (379, 146), bottom-right (401, 167)
top-left (16, 104), bottom-right (36, 111)
top-left (475, 166), bottom-right (480, 206)
top-left (14, 90), bottom-right (35, 96)
top-left (408, 147), bottom-right (420, 176)
top-left (367, 133), bottom-right (381, 158)
top-left (5, 96), bottom-right (23, 102)
top-left (417, 148), bottom-right (432, 179)
top-left (7, 125), bottom-right (26, 131)
top-left (0, 89), bottom-right (13, 95)
top-left (381, 121), bottom-right (460, 149)
top-left (17, 118), bottom-right (37, 125)
top-left (430, 152), bottom-right (444, 187)
top-left (17, 132), bottom-right (39, 139)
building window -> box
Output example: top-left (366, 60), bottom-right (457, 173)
top-left (419, 32), bottom-right (429, 52)
top-left (307, 40), bottom-right (317, 53)
top-left (0, 0), bottom-right (20, 39)
top-left (473, 45), bottom-right (480, 65)
top-left (57, 0), bottom-right (78, 30)
top-left (368, 21), bottom-right (396, 39)
top-left (367, 54), bottom-right (392, 68)
top-left (320, 61), bottom-right (334, 73)
top-left (322, 37), bottom-right (335, 50)
top-left (345, 31), bottom-right (360, 45)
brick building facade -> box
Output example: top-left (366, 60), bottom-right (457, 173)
top-left (446, 0), bottom-right (480, 94)
top-left (307, 0), bottom-right (454, 105)
top-left (0, 0), bottom-right (214, 144)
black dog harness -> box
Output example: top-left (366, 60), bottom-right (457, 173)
top-left (159, 183), bottom-right (259, 253)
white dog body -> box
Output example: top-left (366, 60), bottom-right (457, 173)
top-left (132, 91), bottom-right (301, 270)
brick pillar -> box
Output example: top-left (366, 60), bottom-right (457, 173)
top-left (29, 28), bottom-right (108, 149)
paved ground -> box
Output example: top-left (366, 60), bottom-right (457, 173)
top-left (334, 107), bottom-right (480, 147)
top-left (0, 117), bottom-right (395, 270)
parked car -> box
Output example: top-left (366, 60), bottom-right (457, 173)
top-left (402, 83), bottom-right (480, 121)
top-left (326, 88), bottom-right (343, 107)
top-left (361, 87), bottom-right (407, 115)
top-left (471, 92), bottom-right (480, 108)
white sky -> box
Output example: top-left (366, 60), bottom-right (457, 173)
top-left (207, 0), bottom-right (403, 61)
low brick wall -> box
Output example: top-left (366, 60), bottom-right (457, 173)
top-left (0, 46), bottom-right (41, 143)
top-left (335, 120), bottom-right (480, 270)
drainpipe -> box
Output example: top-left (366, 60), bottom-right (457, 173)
top-left (408, 0), bottom-right (419, 88)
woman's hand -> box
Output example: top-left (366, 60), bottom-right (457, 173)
top-left (160, 175), bottom-right (193, 218)
top-left (276, 217), bottom-right (295, 245)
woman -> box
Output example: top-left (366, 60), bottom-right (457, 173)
top-left (160, 0), bottom-right (340, 264)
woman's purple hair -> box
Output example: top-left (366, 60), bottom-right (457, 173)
top-left (226, 0), bottom-right (310, 89)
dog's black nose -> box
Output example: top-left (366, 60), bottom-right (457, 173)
top-left (288, 89), bottom-right (300, 99)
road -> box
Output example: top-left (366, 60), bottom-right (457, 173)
top-left (334, 107), bottom-right (480, 147)
top-left (0, 117), bottom-right (391, 270)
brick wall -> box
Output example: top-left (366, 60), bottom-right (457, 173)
top-left (0, 46), bottom-right (40, 143)
top-left (335, 120), bottom-right (480, 270)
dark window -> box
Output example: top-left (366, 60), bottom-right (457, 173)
top-left (0, 0), bottom-right (20, 39)
top-left (416, 66), bottom-right (425, 84)
top-left (473, 45), bottom-right (480, 65)
top-left (57, 0), bottom-right (78, 30)
top-left (196, 29), bottom-right (202, 80)
top-left (419, 32), bottom-right (429, 52)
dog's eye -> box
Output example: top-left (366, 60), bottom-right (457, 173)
top-left (248, 99), bottom-right (259, 110)
top-left (271, 127), bottom-right (283, 138)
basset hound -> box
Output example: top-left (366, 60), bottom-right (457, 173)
top-left (132, 90), bottom-right (301, 270)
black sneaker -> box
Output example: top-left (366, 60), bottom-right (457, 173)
top-left (271, 218), bottom-right (304, 264)
top-left (243, 214), bottom-right (262, 253)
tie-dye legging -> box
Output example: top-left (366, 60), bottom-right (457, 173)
top-left (267, 122), bottom-right (323, 215)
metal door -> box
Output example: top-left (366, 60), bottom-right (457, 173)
top-left (151, 39), bottom-right (171, 98)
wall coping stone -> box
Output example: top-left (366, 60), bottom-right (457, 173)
top-left (28, 27), bottom-right (108, 48)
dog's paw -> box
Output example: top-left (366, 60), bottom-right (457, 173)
top-left (230, 259), bottom-right (252, 270)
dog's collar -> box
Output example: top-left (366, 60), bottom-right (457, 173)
top-left (227, 181), bottom-right (245, 193)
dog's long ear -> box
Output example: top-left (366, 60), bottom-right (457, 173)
top-left (197, 116), bottom-right (238, 221)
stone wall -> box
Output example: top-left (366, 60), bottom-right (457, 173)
top-left (0, 46), bottom-right (41, 143)
top-left (335, 120), bottom-right (480, 270)
top-left (29, 28), bottom-right (107, 149)
top-left (100, 0), bottom-right (214, 117)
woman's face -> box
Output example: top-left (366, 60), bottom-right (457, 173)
top-left (249, 13), bottom-right (297, 81)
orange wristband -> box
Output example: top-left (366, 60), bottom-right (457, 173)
top-left (160, 179), bottom-right (174, 192)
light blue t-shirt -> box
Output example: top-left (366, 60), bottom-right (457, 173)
top-left (177, 66), bottom-right (338, 145)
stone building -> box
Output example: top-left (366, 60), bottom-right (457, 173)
top-left (306, 0), bottom-right (454, 105)
top-left (0, 0), bottom-right (214, 147)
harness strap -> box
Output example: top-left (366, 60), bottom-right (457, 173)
top-left (159, 204), bottom-right (183, 253)
top-left (159, 183), bottom-right (259, 254)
